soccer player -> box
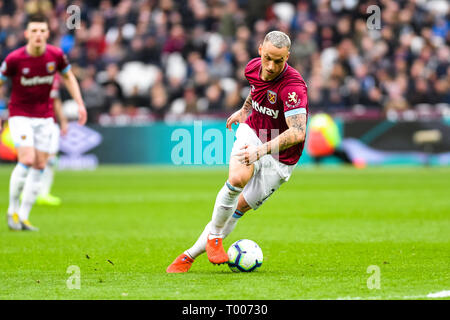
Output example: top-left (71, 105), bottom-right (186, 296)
top-left (35, 73), bottom-right (67, 206)
top-left (167, 31), bottom-right (308, 273)
top-left (0, 13), bottom-right (87, 231)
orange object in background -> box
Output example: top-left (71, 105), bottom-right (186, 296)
top-left (0, 122), bottom-right (17, 162)
top-left (306, 113), bottom-right (341, 157)
top-left (307, 129), bottom-right (335, 157)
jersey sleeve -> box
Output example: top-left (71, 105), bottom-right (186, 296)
top-left (280, 81), bottom-right (308, 118)
top-left (56, 49), bottom-right (71, 74)
top-left (0, 54), bottom-right (17, 80)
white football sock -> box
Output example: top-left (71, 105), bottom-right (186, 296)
top-left (18, 168), bottom-right (43, 221)
top-left (209, 181), bottom-right (243, 237)
top-left (185, 210), bottom-right (246, 260)
top-left (185, 221), bottom-right (212, 259)
top-left (8, 163), bottom-right (30, 215)
top-left (222, 209), bottom-right (245, 238)
top-left (40, 157), bottom-right (56, 196)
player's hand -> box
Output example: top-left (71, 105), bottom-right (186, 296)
top-left (235, 144), bottom-right (261, 165)
top-left (226, 110), bottom-right (244, 131)
top-left (0, 118), bottom-right (2, 130)
top-left (78, 105), bottom-right (87, 125)
top-left (60, 120), bottom-right (68, 136)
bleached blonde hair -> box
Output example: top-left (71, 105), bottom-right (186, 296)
top-left (263, 31), bottom-right (291, 50)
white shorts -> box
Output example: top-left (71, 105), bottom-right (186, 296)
top-left (8, 116), bottom-right (55, 153)
top-left (230, 123), bottom-right (296, 210)
top-left (48, 122), bottom-right (61, 155)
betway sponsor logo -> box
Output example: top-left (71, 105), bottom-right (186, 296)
top-left (20, 75), bottom-right (54, 86)
top-left (252, 100), bottom-right (279, 119)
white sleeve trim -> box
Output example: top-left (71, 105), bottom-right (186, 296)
top-left (284, 108), bottom-right (306, 117)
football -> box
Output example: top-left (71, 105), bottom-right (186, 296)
top-left (227, 239), bottom-right (263, 272)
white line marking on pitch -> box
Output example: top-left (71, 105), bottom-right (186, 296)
top-left (427, 290), bottom-right (450, 298)
top-left (336, 290), bottom-right (450, 300)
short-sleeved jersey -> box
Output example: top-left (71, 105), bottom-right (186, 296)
top-left (244, 57), bottom-right (308, 165)
top-left (0, 44), bottom-right (71, 118)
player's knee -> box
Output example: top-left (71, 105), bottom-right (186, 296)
top-left (229, 157), bottom-right (253, 187)
top-left (19, 156), bottom-right (34, 167)
top-left (227, 175), bottom-right (248, 189)
top-left (33, 163), bottom-right (46, 170)
top-left (32, 157), bottom-right (47, 170)
top-left (17, 147), bottom-right (35, 167)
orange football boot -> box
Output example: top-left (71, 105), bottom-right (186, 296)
top-left (206, 236), bottom-right (229, 264)
top-left (166, 253), bottom-right (194, 273)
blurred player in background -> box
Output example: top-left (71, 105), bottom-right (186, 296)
top-left (0, 13), bottom-right (87, 231)
top-left (167, 31), bottom-right (308, 273)
top-left (35, 73), bottom-right (67, 206)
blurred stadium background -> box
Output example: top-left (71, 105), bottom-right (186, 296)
top-left (0, 0), bottom-right (449, 167)
top-left (0, 0), bottom-right (449, 301)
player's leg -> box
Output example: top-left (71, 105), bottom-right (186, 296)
top-left (17, 118), bottom-right (53, 231)
top-left (205, 157), bottom-right (292, 254)
top-left (167, 123), bottom-right (259, 272)
top-left (186, 194), bottom-right (251, 258)
top-left (7, 147), bottom-right (34, 230)
top-left (167, 157), bottom-right (293, 272)
top-left (166, 194), bottom-right (252, 273)
top-left (36, 154), bottom-right (61, 206)
top-left (209, 157), bottom-right (252, 236)
top-left (18, 149), bottom-right (49, 231)
top-left (221, 194), bottom-right (252, 238)
top-left (210, 156), bottom-right (295, 250)
top-left (166, 163), bottom-right (254, 273)
top-left (6, 117), bottom-right (34, 230)
top-left (39, 153), bottom-right (56, 196)
top-left (205, 156), bottom-right (254, 264)
top-left (37, 123), bottom-right (61, 206)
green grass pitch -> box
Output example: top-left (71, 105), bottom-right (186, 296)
top-left (0, 165), bottom-right (449, 300)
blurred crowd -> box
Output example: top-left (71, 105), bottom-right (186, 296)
top-left (0, 0), bottom-right (449, 124)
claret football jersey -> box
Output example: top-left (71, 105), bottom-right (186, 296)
top-left (244, 57), bottom-right (309, 165)
top-left (0, 44), bottom-right (71, 118)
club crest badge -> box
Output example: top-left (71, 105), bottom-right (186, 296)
top-left (267, 90), bottom-right (277, 104)
top-left (288, 92), bottom-right (298, 104)
top-left (46, 62), bottom-right (56, 73)
top-left (22, 67), bottom-right (30, 75)
top-left (285, 91), bottom-right (301, 109)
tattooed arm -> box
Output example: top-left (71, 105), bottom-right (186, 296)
top-left (235, 113), bottom-right (307, 165)
top-left (263, 113), bottom-right (307, 155)
top-left (226, 92), bottom-right (253, 130)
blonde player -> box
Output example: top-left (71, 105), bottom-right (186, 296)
top-left (167, 31), bottom-right (308, 272)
